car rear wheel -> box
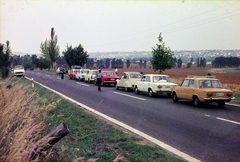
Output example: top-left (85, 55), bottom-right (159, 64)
top-left (193, 96), bottom-right (201, 107)
top-left (135, 87), bottom-right (139, 94)
top-left (217, 101), bottom-right (225, 108)
top-left (172, 92), bottom-right (179, 102)
top-left (148, 89), bottom-right (155, 97)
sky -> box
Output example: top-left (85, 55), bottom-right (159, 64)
top-left (1, 0), bottom-right (240, 54)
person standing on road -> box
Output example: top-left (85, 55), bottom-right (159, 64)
top-left (114, 66), bottom-right (118, 75)
top-left (97, 69), bottom-right (103, 91)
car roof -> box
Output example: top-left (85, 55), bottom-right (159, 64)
top-left (143, 74), bottom-right (169, 76)
top-left (123, 72), bottom-right (141, 74)
top-left (185, 75), bottom-right (219, 80)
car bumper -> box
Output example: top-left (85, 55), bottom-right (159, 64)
top-left (156, 90), bottom-right (172, 94)
top-left (103, 81), bottom-right (116, 84)
top-left (204, 97), bottom-right (235, 102)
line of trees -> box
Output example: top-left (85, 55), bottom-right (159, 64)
top-left (212, 56), bottom-right (240, 68)
top-left (0, 41), bottom-right (12, 79)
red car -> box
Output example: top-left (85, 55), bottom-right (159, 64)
top-left (95, 71), bottom-right (120, 86)
top-left (69, 69), bottom-right (80, 79)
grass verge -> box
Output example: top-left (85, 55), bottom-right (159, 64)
top-left (0, 75), bottom-right (184, 162)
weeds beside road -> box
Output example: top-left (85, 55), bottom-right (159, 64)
top-left (0, 75), bottom-right (184, 161)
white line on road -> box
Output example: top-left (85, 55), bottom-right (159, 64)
top-left (37, 73), bottom-right (40, 75)
top-left (76, 82), bottom-right (90, 87)
top-left (216, 117), bottom-right (240, 125)
top-left (25, 76), bottom-right (200, 162)
top-left (113, 91), bottom-right (145, 101)
top-left (45, 75), bottom-right (50, 77)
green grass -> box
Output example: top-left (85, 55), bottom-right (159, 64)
top-left (2, 75), bottom-right (185, 161)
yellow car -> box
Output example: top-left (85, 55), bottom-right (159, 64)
top-left (172, 76), bottom-right (235, 107)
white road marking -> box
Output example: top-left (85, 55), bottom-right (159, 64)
top-left (216, 117), bottom-right (240, 125)
top-left (57, 78), bottom-right (62, 80)
top-left (37, 73), bottom-right (40, 75)
top-left (204, 114), bottom-right (210, 117)
top-left (76, 82), bottom-right (90, 87)
top-left (113, 91), bottom-right (145, 101)
top-left (226, 103), bottom-right (240, 107)
top-left (25, 76), bottom-right (200, 162)
top-left (45, 75), bottom-right (50, 77)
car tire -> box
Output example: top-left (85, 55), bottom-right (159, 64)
top-left (172, 92), bottom-right (179, 102)
top-left (217, 101), bottom-right (225, 108)
top-left (135, 87), bottom-right (139, 94)
top-left (115, 84), bottom-right (119, 90)
top-left (125, 87), bottom-right (128, 92)
top-left (148, 89), bottom-right (155, 97)
top-left (193, 96), bottom-right (201, 107)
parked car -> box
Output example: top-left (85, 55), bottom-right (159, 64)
top-left (56, 67), bottom-right (66, 74)
top-left (115, 72), bottom-right (141, 91)
top-left (84, 70), bottom-right (98, 83)
top-left (134, 74), bottom-right (177, 97)
top-left (76, 69), bottom-right (89, 81)
top-left (172, 75), bottom-right (235, 107)
top-left (13, 65), bottom-right (25, 76)
top-left (95, 71), bottom-right (120, 86)
top-left (69, 69), bottom-right (80, 79)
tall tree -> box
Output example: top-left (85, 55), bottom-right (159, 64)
top-left (23, 55), bottom-right (32, 70)
top-left (105, 58), bottom-right (110, 68)
top-left (150, 33), bottom-right (174, 74)
top-left (111, 58), bottom-right (116, 68)
top-left (177, 58), bottom-right (182, 68)
top-left (0, 41), bottom-right (12, 78)
top-left (126, 59), bottom-right (131, 68)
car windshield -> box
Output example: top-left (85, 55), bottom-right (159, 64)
top-left (152, 76), bottom-right (172, 83)
top-left (130, 74), bottom-right (141, 78)
top-left (73, 70), bottom-right (80, 73)
top-left (14, 66), bottom-right (24, 69)
top-left (199, 80), bottom-right (223, 88)
top-left (103, 72), bottom-right (116, 76)
top-left (92, 71), bottom-right (97, 75)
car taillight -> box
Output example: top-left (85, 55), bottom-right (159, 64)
top-left (158, 85), bottom-right (162, 89)
top-left (207, 93), bottom-right (213, 96)
top-left (83, 75), bottom-right (84, 77)
top-left (227, 93), bottom-right (232, 97)
top-left (132, 85), bottom-right (134, 87)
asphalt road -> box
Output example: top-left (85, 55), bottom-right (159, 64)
top-left (25, 71), bottom-right (240, 162)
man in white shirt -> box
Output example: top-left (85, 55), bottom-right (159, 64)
top-left (114, 66), bottom-right (118, 75)
top-left (96, 69), bottom-right (103, 91)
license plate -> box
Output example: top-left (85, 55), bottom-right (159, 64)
top-left (165, 86), bottom-right (170, 88)
top-left (110, 79), bottom-right (115, 80)
top-left (216, 93), bottom-right (224, 96)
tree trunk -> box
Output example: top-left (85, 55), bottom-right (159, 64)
top-left (29, 122), bottom-right (70, 161)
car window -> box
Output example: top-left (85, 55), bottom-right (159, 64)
top-left (126, 74), bottom-right (129, 79)
top-left (199, 80), bottom-right (223, 88)
top-left (181, 79), bottom-right (189, 87)
top-left (146, 76), bottom-right (151, 82)
top-left (141, 76), bottom-right (146, 81)
top-left (152, 76), bottom-right (172, 82)
top-left (189, 80), bottom-right (196, 88)
top-left (103, 72), bottom-right (116, 76)
top-left (92, 71), bottom-right (97, 75)
top-left (130, 74), bottom-right (141, 78)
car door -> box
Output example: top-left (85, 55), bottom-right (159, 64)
top-left (186, 79), bottom-right (196, 100)
top-left (177, 79), bottom-right (189, 99)
top-left (119, 73), bottom-right (126, 87)
top-left (138, 76), bottom-right (146, 91)
top-left (143, 76), bottom-right (151, 92)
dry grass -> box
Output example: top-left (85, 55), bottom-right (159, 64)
top-left (0, 77), bottom-right (53, 161)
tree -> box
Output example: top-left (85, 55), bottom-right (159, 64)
top-left (23, 55), bottom-right (32, 70)
top-left (0, 41), bottom-right (12, 78)
top-left (139, 59), bottom-right (143, 68)
top-left (150, 33), bottom-right (174, 74)
top-left (40, 27), bottom-right (60, 70)
top-left (111, 58), bottom-right (116, 68)
top-left (177, 58), bottom-right (182, 68)
top-left (38, 57), bottom-right (50, 70)
top-left (105, 58), bottom-right (110, 68)
top-left (143, 61), bottom-right (147, 68)
top-left (63, 44), bottom-right (89, 69)
top-left (187, 62), bottom-right (192, 68)
top-left (197, 58), bottom-right (200, 68)
top-left (190, 57), bottom-right (193, 62)
top-left (126, 59), bottom-right (131, 68)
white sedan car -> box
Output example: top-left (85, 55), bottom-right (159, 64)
top-left (115, 72), bottom-right (141, 91)
top-left (76, 69), bottom-right (89, 81)
top-left (13, 65), bottom-right (25, 76)
top-left (134, 74), bottom-right (177, 97)
top-left (84, 70), bottom-right (98, 83)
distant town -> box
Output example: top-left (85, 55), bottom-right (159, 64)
top-left (13, 49), bottom-right (240, 63)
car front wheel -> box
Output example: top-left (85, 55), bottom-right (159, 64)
top-left (172, 92), bottom-right (179, 102)
top-left (135, 87), bottom-right (139, 94)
